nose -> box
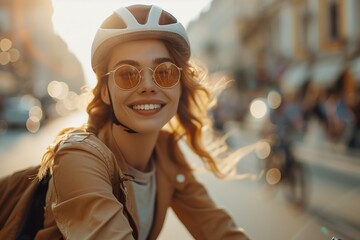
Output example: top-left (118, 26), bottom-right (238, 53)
top-left (137, 68), bottom-right (157, 93)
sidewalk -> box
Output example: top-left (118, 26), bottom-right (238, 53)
top-left (293, 142), bottom-right (360, 180)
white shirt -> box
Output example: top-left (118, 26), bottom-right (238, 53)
top-left (127, 160), bottom-right (156, 240)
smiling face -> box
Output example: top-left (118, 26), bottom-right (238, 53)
top-left (102, 39), bottom-right (182, 133)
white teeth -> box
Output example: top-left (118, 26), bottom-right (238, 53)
top-left (133, 104), bottom-right (161, 110)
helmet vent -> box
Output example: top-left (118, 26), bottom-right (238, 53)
top-left (101, 13), bottom-right (127, 29)
top-left (159, 11), bottom-right (177, 25)
top-left (127, 5), bottom-right (151, 25)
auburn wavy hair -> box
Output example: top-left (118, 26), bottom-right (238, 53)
top-left (37, 40), bottom-right (224, 180)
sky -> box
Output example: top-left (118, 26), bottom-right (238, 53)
top-left (51, 0), bottom-right (212, 87)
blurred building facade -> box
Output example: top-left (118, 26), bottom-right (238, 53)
top-left (188, 0), bottom-right (360, 89)
top-left (187, 0), bottom-right (258, 72)
top-left (0, 0), bottom-right (86, 119)
top-left (187, 0), bottom-right (360, 149)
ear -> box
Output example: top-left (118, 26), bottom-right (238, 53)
top-left (101, 84), bottom-right (111, 105)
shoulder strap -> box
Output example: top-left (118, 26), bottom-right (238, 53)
top-left (59, 131), bottom-right (139, 238)
top-left (16, 172), bottom-right (50, 239)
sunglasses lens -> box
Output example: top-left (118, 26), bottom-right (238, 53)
top-left (114, 65), bottom-right (140, 89)
top-left (154, 63), bottom-right (180, 88)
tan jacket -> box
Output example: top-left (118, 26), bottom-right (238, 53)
top-left (27, 123), bottom-right (249, 239)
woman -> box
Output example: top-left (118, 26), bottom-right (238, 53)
top-left (35, 4), bottom-right (250, 239)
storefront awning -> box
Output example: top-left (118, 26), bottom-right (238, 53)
top-left (350, 57), bottom-right (360, 83)
top-left (281, 64), bottom-right (309, 89)
top-left (311, 58), bottom-right (344, 87)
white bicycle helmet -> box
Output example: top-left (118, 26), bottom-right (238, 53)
top-left (91, 4), bottom-right (191, 71)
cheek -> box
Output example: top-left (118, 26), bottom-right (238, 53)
top-left (113, 92), bottom-right (129, 107)
top-left (108, 80), bottom-right (129, 102)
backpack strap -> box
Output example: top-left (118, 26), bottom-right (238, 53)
top-left (16, 171), bottom-right (51, 240)
top-left (60, 131), bottom-right (138, 238)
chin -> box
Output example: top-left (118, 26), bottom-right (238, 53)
top-left (133, 122), bottom-right (167, 134)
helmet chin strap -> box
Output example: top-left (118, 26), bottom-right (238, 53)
top-left (106, 87), bottom-right (137, 134)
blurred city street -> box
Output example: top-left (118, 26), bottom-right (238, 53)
top-left (0, 112), bottom-right (359, 240)
top-left (1, 0), bottom-right (360, 239)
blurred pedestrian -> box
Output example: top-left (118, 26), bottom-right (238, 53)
top-left (263, 88), bottom-right (304, 176)
top-left (323, 70), bottom-right (354, 144)
top-left (299, 79), bottom-right (329, 146)
top-left (32, 4), bottom-right (249, 240)
top-left (269, 89), bottom-right (304, 142)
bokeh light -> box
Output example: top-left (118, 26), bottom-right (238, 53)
top-left (0, 38), bottom-right (12, 51)
top-left (255, 140), bottom-right (271, 159)
top-left (47, 80), bottom-right (69, 100)
top-left (29, 106), bottom-right (43, 122)
top-left (267, 90), bottom-right (282, 109)
top-left (8, 48), bottom-right (21, 62)
top-left (0, 51), bottom-right (10, 65)
top-left (55, 100), bottom-right (71, 116)
top-left (266, 168), bottom-right (281, 185)
top-left (26, 116), bottom-right (41, 133)
top-left (250, 99), bottom-right (268, 119)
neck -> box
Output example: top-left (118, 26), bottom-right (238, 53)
top-left (112, 124), bottom-right (159, 171)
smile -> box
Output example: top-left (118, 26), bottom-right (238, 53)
top-left (132, 104), bottom-right (162, 110)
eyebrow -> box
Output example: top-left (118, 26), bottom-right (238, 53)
top-left (113, 57), bottom-right (174, 69)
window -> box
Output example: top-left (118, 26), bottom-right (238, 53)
top-left (293, 0), bottom-right (309, 59)
top-left (319, 0), bottom-right (345, 51)
top-left (329, 1), bottom-right (340, 41)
